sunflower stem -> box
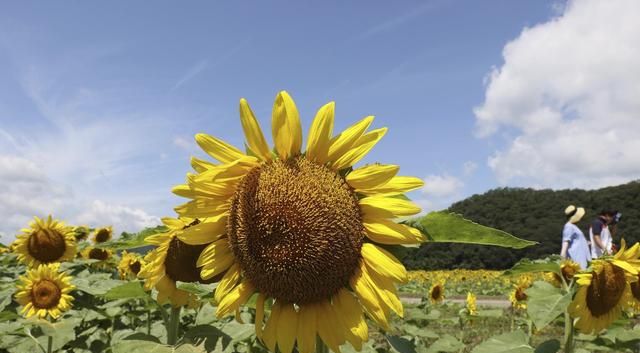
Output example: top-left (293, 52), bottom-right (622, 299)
top-left (47, 336), bottom-right (53, 353)
top-left (316, 336), bottom-right (329, 353)
top-left (167, 306), bottom-right (182, 346)
top-left (564, 310), bottom-right (574, 353)
top-left (147, 310), bottom-right (152, 336)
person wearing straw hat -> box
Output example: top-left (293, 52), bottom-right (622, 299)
top-left (560, 205), bottom-right (590, 269)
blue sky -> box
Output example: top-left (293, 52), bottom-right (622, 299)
top-left (2, 0), bottom-right (639, 239)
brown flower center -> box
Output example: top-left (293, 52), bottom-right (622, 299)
top-left (562, 265), bottom-right (577, 282)
top-left (94, 229), bottom-right (111, 243)
top-left (31, 280), bottom-right (62, 309)
top-left (130, 261), bottom-right (142, 275)
top-left (28, 229), bottom-right (66, 263)
top-left (586, 263), bottom-right (627, 317)
top-left (228, 157), bottom-right (364, 304)
top-left (88, 248), bottom-right (110, 260)
top-left (515, 287), bottom-right (528, 301)
top-left (164, 237), bottom-right (215, 284)
top-left (431, 286), bottom-right (442, 300)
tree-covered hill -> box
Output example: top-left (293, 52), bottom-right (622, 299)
top-left (403, 181), bottom-right (640, 270)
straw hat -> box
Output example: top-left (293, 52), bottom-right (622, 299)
top-left (565, 205), bottom-right (585, 224)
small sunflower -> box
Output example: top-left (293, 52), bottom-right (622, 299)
top-left (14, 216), bottom-right (77, 267)
top-left (509, 276), bottom-right (532, 310)
top-left (81, 247), bottom-right (114, 269)
top-left (429, 282), bottom-right (445, 304)
top-left (15, 263), bottom-right (74, 319)
top-left (466, 292), bottom-right (478, 316)
top-left (568, 256), bottom-right (638, 333)
top-left (173, 91), bottom-right (425, 353)
top-left (138, 217), bottom-right (217, 308)
top-left (92, 226), bottom-right (113, 243)
top-left (547, 259), bottom-right (582, 287)
top-left (118, 250), bottom-right (145, 280)
top-left (72, 225), bottom-right (91, 241)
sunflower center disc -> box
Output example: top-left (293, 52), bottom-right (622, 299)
top-left (431, 286), bottom-right (442, 301)
top-left (88, 248), bottom-right (110, 261)
top-left (515, 287), bottom-right (528, 301)
top-left (630, 274), bottom-right (640, 301)
top-left (94, 229), bottom-right (111, 242)
top-left (28, 229), bottom-right (66, 263)
top-left (130, 261), bottom-right (142, 275)
top-left (164, 237), bottom-right (215, 284)
top-left (31, 280), bottom-right (61, 309)
top-left (586, 263), bottom-right (626, 317)
top-left (228, 157), bottom-right (364, 304)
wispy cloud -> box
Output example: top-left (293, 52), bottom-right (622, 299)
top-left (173, 59), bottom-right (209, 90)
top-left (354, 1), bottom-right (442, 40)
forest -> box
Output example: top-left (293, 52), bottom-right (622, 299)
top-left (404, 181), bottom-right (640, 270)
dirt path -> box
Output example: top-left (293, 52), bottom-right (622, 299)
top-left (400, 295), bottom-right (511, 308)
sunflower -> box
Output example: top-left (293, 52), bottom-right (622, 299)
top-left (568, 256), bottom-right (638, 333)
top-left (547, 259), bottom-right (582, 287)
top-left (72, 225), bottom-right (91, 241)
top-left (138, 217), bottom-right (219, 308)
top-left (466, 292), bottom-right (478, 316)
top-left (172, 91), bottom-right (425, 353)
top-left (118, 250), bottom-right (145, 280)
top-left (81, 247), bottom-right (114, 269)
top-left (14, 216), bottom-right (77, 267)
top-left (92, 226), bottom-right (113, 243)
top-left (509, 276), bottom-right (532, 310)
top-left (15, 263), bottom-right (74, 319)
top-left (429, 282), bottom-right (445, 304)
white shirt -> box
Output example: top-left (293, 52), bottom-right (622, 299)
top-left (590, 222), bottom-right (612, 259)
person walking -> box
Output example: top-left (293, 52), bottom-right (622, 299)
top-left (589, 209), bottom-right (616, 258)
top-left (560, 205), bottom-right (590, 269)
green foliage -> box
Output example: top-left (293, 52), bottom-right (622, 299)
top-left (470, 330), bottom-right (533, 353)
top-left (404, 181), bottom-right (640, 269)
top-left (524, 282), bottom-right (570, 330)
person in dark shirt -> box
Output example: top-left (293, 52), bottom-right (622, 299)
top-left (589, 209), bottom-right (616, 258)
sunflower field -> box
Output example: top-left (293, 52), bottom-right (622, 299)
top-left (2, 92), bottom-right (640, 353)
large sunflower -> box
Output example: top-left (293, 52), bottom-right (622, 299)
top-left (15, 263), bottom-right (74, 319)
top-left (138, 217), bottom-right (218, 308)
top-left (568, 254), bottom-right (638, 333)
top-left (14, 216), bottom-right (77, 267)
top-left (173, 91), bottom-right (425, 353)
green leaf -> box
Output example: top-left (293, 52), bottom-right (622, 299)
top-left (103, 281), bottom-right (150, 300)
top-left (534, 339), bottom-right (560, 353)
top-left (29, 317), bottom-right (82, 352)
top-left (471, 330), bottom-right (534, 353)
top-left (176, 282), bottom-right (216, 299)
top-left (410, 212), bottom-right (536, 249)
top-left (504, 258), bottom-right (561, 276)
top-left (183, 324), bottom-right (230, 352)
top-left (112, 340), bottom-right (172, 353)
top-left (386, 335), bottom-right (416, 353)
top-left (525, 281), bottom-right (571, 330)
top-left (425, 334), bottom-right (463, 353)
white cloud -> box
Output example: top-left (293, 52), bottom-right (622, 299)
top-left (422, 174), bottom-right (464, 198)
top-left (475, 0), bottom-right (640, 189)
top-left (76, 200), bottom-right (160, 232)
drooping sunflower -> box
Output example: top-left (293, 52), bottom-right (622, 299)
top-left (72, 225), bottom-right (91, 241)
top-left (118, 250), bottom-right (145, 280)
top-left (429, 282), bottom-right (445, 304)
top-left (14, 216), bottom-right (77, 267)
top-left (509, 275), bottom-right (532, 310)
top-left (547, 259), bottom-right (582, 288)
top-left (173, 91), bottom-right (425, 353)
top-left (92, 226), bottom-right (113, 243)
top-left (568, 254), bottom-right (638, 333)
top-left (466, 292), bottom-right (478, 316)
top-left (138, 217), bottom-right (219, 308)
top-left (15, 263), bottom-right (74, 319)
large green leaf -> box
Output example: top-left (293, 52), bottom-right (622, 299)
top-left (471, 330), bottom-right (533, 353)
top-left (534, 339), bottom-right (560, 353)
top-left (425, 334), bottom-right (463, 353)
top-left (503, 257), bottom-right (561, 277)
top-left (410, 212), bottom-right (536, 249)
top-left (525, 281), bottom-right (571, 330)
top-left (103, 281), bottom-right (150, 300)
top-left (386, 335), bottom-right (416, 353)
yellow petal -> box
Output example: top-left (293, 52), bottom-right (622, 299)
top-left (195, 133), bottom-right (245, 164)
top-left (364, 266), bottom-right (404, 317)
top-left (359, 176), bottom-right (424, 196)
top-left (145, 232), bottom-right (171, 246)
top-left (272, 91), bottom-right (302, 160)
top-left (361, 243), bottom-right (408, 283)
top-left (255, 294), bottom-right (266, 339)
top-left (190, 156), bottom-right (216, 173)
top-left (216, 280), bottom-right (254, 318)
top-left (359, 196), bottom-right (421, 218)
top-left (306, 102), bottom-right (335, 164)
top-left (349, 267), bottom-right (389, 330)
top-left (332, 127), bottom-right (387, 170)
top-left (327, 116), bottom-right (373, 163)
top-left (239, 98), bottom-right (272, 161)
top-left (174, 199), bottom-right (230, 219)
top-left (214, 263), bottom-right (241, 304)
top-left (297, 305), bottom-right (317, 353)
top-left (197, 239), bottom-right (232, 267)
top-left (363, 217), bottom-right (425, 244)
top-left (333, 289), bottom-right (368, 349)
top-left (346, 164), bottom-right (399, 191)
top-left (316, 301), bottom-right (344, 353)
top-left (161, 217), bottom-right (184, 229)
top-left (262, 301), bottom-right (281, 352)
top-left (177, 216), bottom-right (228, 245)
top-left (277, 304), bottom-right (298, 353)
